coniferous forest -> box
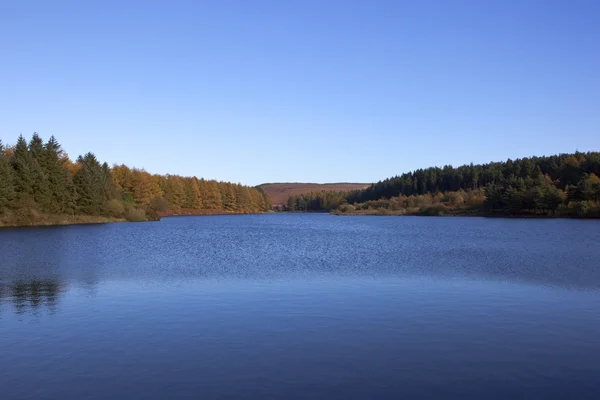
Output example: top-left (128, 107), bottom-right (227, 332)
top-left (0, 133), bottom-right (272, 227)
top-left (285, 152), bottom-right (600, 218)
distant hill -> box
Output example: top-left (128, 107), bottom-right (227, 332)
top-left (259, 183), bottom-right (370, 205)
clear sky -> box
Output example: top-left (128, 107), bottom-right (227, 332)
top-left (1, 0), bottom-right (599, 186)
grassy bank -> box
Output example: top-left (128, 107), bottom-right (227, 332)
top-left (331, 206), bottom-right (483, 217)
top-left (0, 210), bottom-right (126, 228)
top-left (156, 208), bottom-right (267, 217)
top-left (330, 206), bottom-right (597, 218)
top-left (0, 208), bottom-right (271, 228)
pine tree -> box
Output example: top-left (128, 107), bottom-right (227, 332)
top-left (28, 133), bottom-right (45, 157)
top-left (40, 136), bottom-right (76, 213)
top-left (102, 162), bottom-right (118, 202)
top-left (74, 153), bottom-right (108, 215)
top-left (26, 133), bottom-right (53, 211)
top-left (1, 132), bottom-right (275, 220)
top-left (0, 140), bottom-right (16, 209)
top-left (11, 135), bottom-right (35, 206)
top-left (287, 196), bottom-right (296, 211)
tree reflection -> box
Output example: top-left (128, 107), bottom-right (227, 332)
top-left (0, 279), bottom-right (65, 315)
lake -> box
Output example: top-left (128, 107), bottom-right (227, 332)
top-left (1, 214), bottom-right (600, 399)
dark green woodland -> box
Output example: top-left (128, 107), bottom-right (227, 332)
top-left (285, 152), bottom-right (600, 218)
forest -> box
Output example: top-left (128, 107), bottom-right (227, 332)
top-left (283, 190), bottom-right (347, 212)
top-left (285, 152), bottom-right (600, 218)
top-left (0, 133), bottom-right (271, 227)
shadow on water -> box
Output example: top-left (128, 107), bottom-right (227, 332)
top-left (0, 279), bottom-right (66, 315)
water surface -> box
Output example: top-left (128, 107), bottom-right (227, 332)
top-left (1, 214), bottom-right (600, 399)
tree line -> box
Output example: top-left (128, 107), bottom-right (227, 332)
top-left (0, 133), bottom-right (272, 225)
top-left (283, 191), bottom-right (346, 212)
top-left (289, 152), bottom-right (600, 217)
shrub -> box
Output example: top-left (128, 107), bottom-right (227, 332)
top-left (555, 204), bottom-right (570, 217)
top-left (376, 208), bottom-right (392, 215)
top-left (150, 196), bottom-right (169, 213)
top-left (337, 203), bottom-right (356, 213)
top-left (145, 209), bottom-right (161, 221)
top-left (571, 201), bottom-right (590, 218)
top-left (417, 203), bottom-right (447, 216)
top-left (591, 202), bottom-right (600, 218)
top-left (125, 208), bottom-right (147, 222)
top-left (107, 199), bottom-right (125, 218)
top-left (121, 192), bottom-right (136, 205)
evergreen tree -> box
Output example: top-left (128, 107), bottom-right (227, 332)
top-left (1, 133), bottom-right (273, 222)
top-left (287, 196), bottom-right (296, 211)
top-left (28, 133), bottom-right (45, 158)
top-left (74, 153), bottom-right (108, 215)
top-left (25, 133), bottom-right (53, 210)
top-left (102, 162), bottom-right (117, 201)
top-left (0, 140), bottom-right (16, 209)
top-left (40, 136), bottom-right (76, 213)
top-left (10, 135), bottom-right (35, 206)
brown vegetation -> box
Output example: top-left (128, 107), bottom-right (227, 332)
top-left (0, 210), bottom-right (124, 228)
top-left (333, 189), bottom-right (486, 217)
top-left (155, 208), bottom-right (267, 217)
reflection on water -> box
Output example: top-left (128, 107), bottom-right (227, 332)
top-left (0, 279), bottom-right (65, 315)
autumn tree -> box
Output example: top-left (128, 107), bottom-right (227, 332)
top-left (112, 164), bottom-right (133, 196)
top-left (220, 182), bottom-right (237, 210)
top-left (235, 184), bottom-right (251, 211)
top-left (131, 169), bottom-right (155, 209)
top-left (581, 173), bottom-right (600, 202)
top-left (200, 179), bottom-right (223, 209)
top-left (183, 177), bottom-right (203, 209)
top-left (1, 133), bottom-right (273, 223)
top-left (164, 175), bottom-right (186, 208)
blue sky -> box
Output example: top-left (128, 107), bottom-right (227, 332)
top-left (1, 0), bottom-right (599, 186)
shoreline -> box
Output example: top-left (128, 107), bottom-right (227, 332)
top-left (0, 215), bottom-right (127, 229)
top-left (330, 210), bottom-right (598, 219)
top-left (3, 210), bottom-right (597, 229)
top-left (0, 210), bottom-right (270, 229)
top-left (156, 209), bottom-right (268, 218)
